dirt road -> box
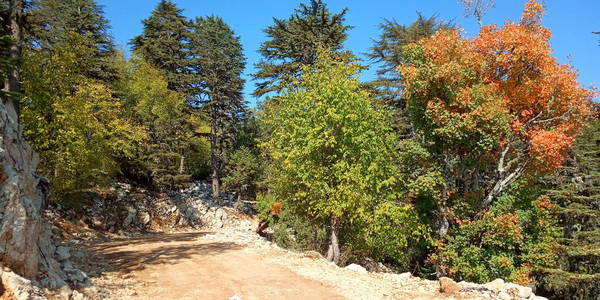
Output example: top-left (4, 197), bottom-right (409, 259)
top-left (86, 231), bottom-right (486, 300)
top-left (90, 232), bottom-right (343, 300)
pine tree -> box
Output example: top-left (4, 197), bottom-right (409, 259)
top-left (367, 14), bottom-right (451, 136)
top-left (130, 0), bottom-right (194, 98)
top-left (368, 14), bottom-right (450, 105)
top-left (0, 0), bottom-right (26, 116)
top-left (28, 0), bottom-right (116, 82)
top-left (536, 104), bottom-right (600, 299)
top-left (252, 0), bottom-right (352, 97)
top-left (189, 16), bottom-right (246, 201)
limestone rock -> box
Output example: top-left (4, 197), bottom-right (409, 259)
top-left (0, 270), bottom-right (47, 300)
top-left (498, 291), bottom-right (511, 300)
top-left (0, 95), bottom-right (66, 287)
top-left (439, 277), bottom-right (461, 294)
top-left (484, 278), bottom-right (505, 291)
top-left (344, 263), bottom-right (368, 274)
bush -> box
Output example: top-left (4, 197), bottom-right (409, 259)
top-left (434, 184), bottom-right (560, 285)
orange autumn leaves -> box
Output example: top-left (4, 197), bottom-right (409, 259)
top-left (399, 0), bottom-right (594, 175)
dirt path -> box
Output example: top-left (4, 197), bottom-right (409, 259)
top-left (90, 232), bottom-right (343, 300)
top-left (84, 231), bottom-right (487, 300)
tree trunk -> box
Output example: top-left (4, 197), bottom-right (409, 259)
top-left (178, 154), bottom-right (185, 174)
top-left (210, 114), bottom-right (221, 202)
top-left (2, 0), bottom-right (23, 119)
top-left (326, 217), bottom-right (341, 265)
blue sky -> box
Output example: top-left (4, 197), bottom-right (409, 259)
top-left (98, 0), bottom-right (599, 105)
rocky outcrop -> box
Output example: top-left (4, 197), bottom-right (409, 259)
top-left (54, 181), bottom-right (255, 234)
top-left (0, 99), bottom-right (87, 296)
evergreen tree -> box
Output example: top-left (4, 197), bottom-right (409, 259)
top-left (189, 16), bottom-right (246, 201)
top-left (0, 0), bottom-right (26, 116)
top-left (368, 14), bottom-right (451, 136)
top-left (536, 104), bottom-right (600, 299)
top-left (130, 0), bottom-right (194, 98)
top-left (252, 0), bottom-right (352, 97)
top-left (28, 0), bottom-right (116, 82)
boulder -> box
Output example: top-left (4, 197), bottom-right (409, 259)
top-left (484, 278), bottom-right (506, 291)
top-left (439, 277), bottom-right (461, 294)
top-left (344, 263), bottom-right (368, 274)
top-left (0, 270), bottom-right (47, 300)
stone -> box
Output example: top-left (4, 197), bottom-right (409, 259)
top-left (484, 278), bottom-right (506, 291)
top-left (138, 211), bottom-right (151, 225)
top-left (59, 285), bottom-right (73, 299)
top-left (0, 270), bottom-right (47, 300)
top-left (55, 246), bottom-right (71, 261)
top-left (123, 207), bottom-right (137, 227)
top-left (0, 95), bottom-right (66, 287)
top-left (498, 291), bottom-right (511, 300)
top-left (506, 283), bottom-right (532, 299)
top-left (71, 290), bottom-right (86, 300)
top-left (344, 263), bottom-right (368, 274)
top-left (439, 277), bottom-right (461, 294)
top-left (528, 296), bottom-right (547, 300)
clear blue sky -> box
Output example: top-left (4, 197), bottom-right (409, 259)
top-left (97, 0), bottom-right (599, 105)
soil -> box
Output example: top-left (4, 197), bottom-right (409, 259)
top-left (77, 229), bottom-right (489, 300)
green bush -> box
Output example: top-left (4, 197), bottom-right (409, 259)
top-left (435, 184), bottom-right (560, 285)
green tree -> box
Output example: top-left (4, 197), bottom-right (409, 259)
top-left (21, 35), bottom-right (145, 196)
top-left (0, 0), bottom-right (26, 116)
top-left (28, 0), bottom-right (117, 82)
top-left (253, 0), bottom-right (352, 97)
top-left (189, 16), bottom-right (246, 200)
top-left (260, 52), bottom-right (413, 265)
top-left (113, 56), bottom-right (208, 187)
top-left (130, 0), bottom-right (194, 98)
top-left (536, 108), bottom-right (600, 299)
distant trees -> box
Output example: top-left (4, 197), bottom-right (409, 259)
top-left (131, 0), bottom-right (194, 98)
top-left (253, 0), bottom-right (352, 97)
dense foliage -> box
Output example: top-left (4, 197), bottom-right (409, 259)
top-left (536, 109), bottom-right (600, 299)
top-left (396, 0), bottom-right (593, 281)
top-left (259, 53), bottom-right (426, 266)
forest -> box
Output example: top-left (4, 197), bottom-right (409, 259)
top-left (0, 0), bottom-right (599, 299)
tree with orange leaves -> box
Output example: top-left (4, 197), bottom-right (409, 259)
top-left (399, 0), bottom-right (594, 238)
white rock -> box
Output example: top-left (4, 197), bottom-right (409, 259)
top-left (528, 295), bottom-right (548, 300)
top-left (0, 270), bottom-right (47, 300)
top-left (498, 291), bottom-right (511, 300)
top-left (71, 290), bottom-right (87, 300)
top-left (344, 263), bottom-right (368, 274)
top-left (229, 296), bottom-right (241, 300)
top-left (484, 278), bottom-right (505, 291)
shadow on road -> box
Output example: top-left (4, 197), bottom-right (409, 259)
top-left (89, 232), bottom-right (242, 273)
